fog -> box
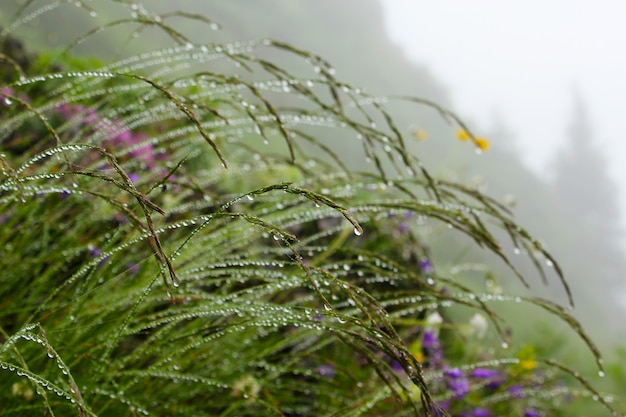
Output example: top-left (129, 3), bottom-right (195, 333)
top-left (380, 0), bottom-right (626, 237)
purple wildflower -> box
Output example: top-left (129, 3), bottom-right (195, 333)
top-left (390, 360), bottom-right (404, 374)
top-left (444, 367), bottom-right (470, 399)
top-left (421, 330), bottom-right (443, 367)
top-left (444, 367), bottom-right (463, 378)
top-left (0, 87), bottom-right (14, 105)
top-left (126, 263), bottom-right (140, 276)
top-left (318, 364), bottom-right (335, 378)
top-left (471, 408), bottom-right (492, 417)
top-left (89, 245), bottom-right (102, 258)
top-left (523, 409), bottom-right (540, 417)
top-left (470, 368), bottom-right (500, 379)
top-left (422, 330), bottom-right (439, 349)
top-left (128, 173), bottom-right (140, 183)
top-left (110, 129), bottom-right (133, 146)
top-left (419, 258), bottom-right (434, 274)
top-left (508, 384), bottom-right (525, 398)
top-left (431, 402), bottom-right (448, 417)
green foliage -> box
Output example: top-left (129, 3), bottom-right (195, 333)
top-left (0, 2), bottom-right (622, 416)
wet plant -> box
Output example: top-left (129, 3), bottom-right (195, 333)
top-left (0, 1), bottom-right (622, 416)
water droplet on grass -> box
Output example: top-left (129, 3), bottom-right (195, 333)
top-left (353, 227), bottom-right (362, 236)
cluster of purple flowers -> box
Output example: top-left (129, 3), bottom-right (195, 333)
top-left (54, 102), bottom-right (167, 182)
top-left (417, 330), bottom-right (543, 417)
top-left (1, 86), bottom-right (172, 275)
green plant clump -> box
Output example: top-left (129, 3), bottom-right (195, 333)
top-left (0, 2), bottom-right (622, 416)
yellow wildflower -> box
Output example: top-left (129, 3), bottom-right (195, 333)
top-left (410, 126), bottom-right (428, 140)
top-left (456, 129), bottom-right (470, 141)
top-left (519, 358), bottom-right (536, 371)
top-left (475, 137), bottom-right (490, 151)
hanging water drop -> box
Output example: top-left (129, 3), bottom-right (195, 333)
top-left (246, 194), bottom-right (254, 201)
top-left (598, 370), bottom-right (605, 378)
top-left (353, 227), bottom-right (363, 236)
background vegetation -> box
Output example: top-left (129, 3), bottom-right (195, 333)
top-left (0, 1), bottom-right (623, 415)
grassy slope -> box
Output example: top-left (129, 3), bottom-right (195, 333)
top-left (2, 0), bottom-right (622, 363)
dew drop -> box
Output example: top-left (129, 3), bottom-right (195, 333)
top-left (501, 342), bottom-right (509, 349)
top-left (353, 227), bottom-right (363, 236)
top-left (513, 247), bottom-right (521, 255)
top-left (598, 370), bottom-right (605, 377)
top-left (246, 194), bottom-right (254, 201)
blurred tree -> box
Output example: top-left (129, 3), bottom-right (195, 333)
top-left (552, 91), bottom-right (622, 245)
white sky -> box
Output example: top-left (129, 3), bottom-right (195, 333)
top-left (379, 0), bottom-right (626, 224)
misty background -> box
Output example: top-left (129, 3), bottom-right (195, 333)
top-left (2, 0), bottom-right (624, 352)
